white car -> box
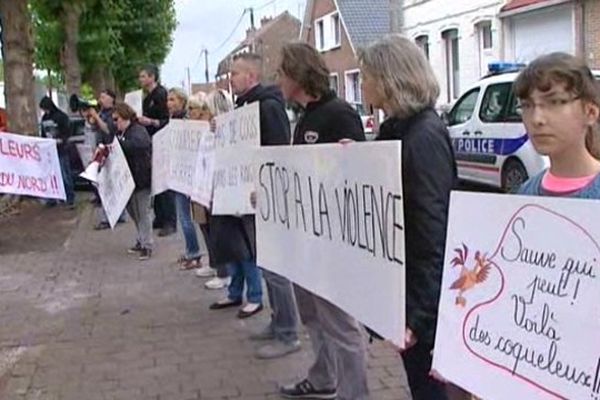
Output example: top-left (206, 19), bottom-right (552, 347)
top-left (446, 66), bottom-right (599, 192)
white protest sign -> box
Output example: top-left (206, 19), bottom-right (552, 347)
top-left (124, 90), bottom-right (143, 117)
top-left (151, 120), bottom-right (210, 197)
top-left (0, 132), bottom-right (65, 200)
top-left (211, 102), bottom-right (260, 215)
top-left (255, 142), bottom-right (405, 346)
top-left (96, 139), bottom-right (135, 228)
top-left (191, 131), bottom-right (216, 208)
top-left (151, 127), bottom-right (170, 195)
top-left (433, 191), bottom-right (600, 400)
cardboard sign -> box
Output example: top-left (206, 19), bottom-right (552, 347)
top-left (433, 191), bottom-right (600, 400)
top-left (0, 132), bottom-right (65, 200)
top-left (211, 102), bottom-right (260, 215)
top-left (255, 142), bottom-right (406, 346)
top-left (96, 139), bottom-right (135, 228)
top-left (151, 120), bottom-right (210, 197)
top-left (124, 90), bottom-right (143, 117)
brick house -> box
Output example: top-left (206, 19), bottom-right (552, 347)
top-left (216, 11), bottom-right (301, 92)
top-left (300, 0), bottom-right (390, 118)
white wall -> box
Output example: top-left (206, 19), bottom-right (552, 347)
top-left (403, 0), bottom-right (506, 105)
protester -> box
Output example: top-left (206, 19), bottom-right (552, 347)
top-left (82, 89), bottom-right (127, 230)
top-left (138, 64), bottom-right (176, 237)
top-left (515, 53), bottom-right (600, 198)
top-left (359, 35), bottom-right (456, 400)
top-left (209, 53), bottom-right (292, 320)
top-left (275, 42), bottom-right (367, 399)
top-left (189, 92), bottom-right (233, 290)
top-left (39, 96), bottom-right (75, 208)
top-left (167, 87), bottom-right (208, 270)
top-left (112, 102), bottom-right (153, 261)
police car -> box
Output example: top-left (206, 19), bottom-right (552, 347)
top-left (446, 62), bottom-right (600, 192)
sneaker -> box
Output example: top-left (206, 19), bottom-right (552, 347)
top-left (249, 325), bottom-right (275, 341)
top-left (94, 221), bottom-right (110, 230)
top-left (127, 242), bottom-right (143, 254)
top-left (204, 277), bottom-right (230, 290)
top-left (255, 340), bottom-right (301, 360)
top-left (195, 266), bottom-right (216, 278)
top-left (280, 379), bottom-right (337, 399)
top-left (139, 248), bottom-right (152, 261)
top-left (237, 303), bottom-right (263, 319)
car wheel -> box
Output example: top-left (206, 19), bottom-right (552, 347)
top-left (501, 159), bottom-right (528, 193)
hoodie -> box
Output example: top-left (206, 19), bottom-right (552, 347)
top-left (39, 96), bottom-right (72, 154)
top-left (235, 84), bottom-right (291, 145)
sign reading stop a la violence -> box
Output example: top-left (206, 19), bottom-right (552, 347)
top-left (0, 132), bottom-right (65, 200)
top-left (433, 191), bottom-right (600, 400)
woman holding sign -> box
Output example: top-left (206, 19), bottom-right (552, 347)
top-left (359, 35), bottom-right (457, 400)
top-left (113, 102), bottom-right (154, 261)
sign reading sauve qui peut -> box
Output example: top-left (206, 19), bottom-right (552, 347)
top-left (433, 191), bottom-right (600, 400)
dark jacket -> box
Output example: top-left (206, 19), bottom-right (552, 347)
top-left (293, 90), bottom-right (365, 144)
top-left (118, 121), bottom-right (152, 191)
top-left (99, 107), bottom-right (117, 144)
top-left (377, 108), bottom-right (457, 347)
top-left (211, 84), bottom-right (291, 265)
top-left (142, 84), bottom-right (169, 136)
top-left (40, 100), bottom-right (72, 155)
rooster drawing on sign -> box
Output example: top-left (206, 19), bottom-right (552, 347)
top-left (450, 244), bottom-right (491, 307)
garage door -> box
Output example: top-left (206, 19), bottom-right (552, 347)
top-left (511, 4), bottom-right (574, 62)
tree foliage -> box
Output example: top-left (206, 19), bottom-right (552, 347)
top-left (32, 0), bottom-right (176, 94)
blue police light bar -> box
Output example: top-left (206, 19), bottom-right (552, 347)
top-left (488, 62), bottom-right (526, 74)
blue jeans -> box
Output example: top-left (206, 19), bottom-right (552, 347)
top-left (227, 261), bottom-right (263, 304)
top-left (263, 269), bottom-right (299, 343)
top-left (175, 192), bottom-right (201, 259)
top-left (59, 152), bottom-right (75, 205)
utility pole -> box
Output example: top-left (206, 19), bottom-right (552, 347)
top-left (204, 49), bottom-right (209, 83)
top-left (186, 67), bottom-right (191, 95)
top-left (248, 7), bottom-right (255, 30)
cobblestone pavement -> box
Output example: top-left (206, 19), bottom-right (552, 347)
top-left (0, 205), bottom-right (411, 400)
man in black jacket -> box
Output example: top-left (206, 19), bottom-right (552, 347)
top-left (40, 96), bottom-right (75, 207)
top-left (138, 64), bottom-right (175, 236)
top-left (276, 43), bottom-right (367, 400)
top-left (209, 55), bottom-right (301, 356)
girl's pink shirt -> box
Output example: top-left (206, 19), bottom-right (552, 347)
top-left (541, 170), bottom-right (599, 194)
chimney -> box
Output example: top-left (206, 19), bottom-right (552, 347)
top-left (260, 16), bottom-right (273, 26)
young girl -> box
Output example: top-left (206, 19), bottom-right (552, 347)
top-left (515, 52), bottom-right (600, 197)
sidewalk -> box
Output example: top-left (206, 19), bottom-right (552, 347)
top-left (0, 204), bottom-right (411, 400)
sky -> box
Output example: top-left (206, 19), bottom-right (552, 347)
top-left (161, 0), bottom-right (307, 90)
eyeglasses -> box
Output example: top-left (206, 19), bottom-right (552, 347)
top-left (516, 96), bottom-right (580, 115)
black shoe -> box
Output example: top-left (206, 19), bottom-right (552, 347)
top-left (237, 303), bottom-right (263, 319)
top-left (152, 220), bottom-right (162, 230)
top-left (127, 242), bottom-right (143, 254)
top-left (94, 222), bottom-right (110, 231)
top-left (209, 298), bottom-right (243, 310)
top-left (158, 226), bottom-right (176, 237)
top-left (139, 248), bottom-right (152, 261)
top-left (280, 379), bottom-right (337, 399)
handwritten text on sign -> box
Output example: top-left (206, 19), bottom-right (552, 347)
top-left (151, 120), bottom-right (210, 196)
top-left (255, 142), bottom-right (405, 346)
top-left (96, 139), bottom-right (135, 229)
top-left (211, 102), bottom-right (260, 215)
top-left (433, 192), bottom-right (600, 400)
top-left (0, 132), bottom-right (65, 200)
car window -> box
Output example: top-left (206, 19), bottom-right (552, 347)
top-left (448, 89), bottom-right (480, 126)
top-left (505, 93), bottom-right (523, 122)
top-left (479, 83), bottom-right (511, 123)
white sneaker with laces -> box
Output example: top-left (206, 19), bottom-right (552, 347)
top-left (195, 266), bottom-right (216, 278)
top-left (204, 277), bottom-right (230, 290)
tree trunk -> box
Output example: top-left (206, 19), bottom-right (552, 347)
top-left (60, 2), bottom-right (82, 96)
top-left (0, 0), bottom-right (39, 135)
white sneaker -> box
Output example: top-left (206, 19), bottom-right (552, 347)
top-left (195, 266), bottom-right (216, 278)
top-left (204, 277), bottom-right (230, 290)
